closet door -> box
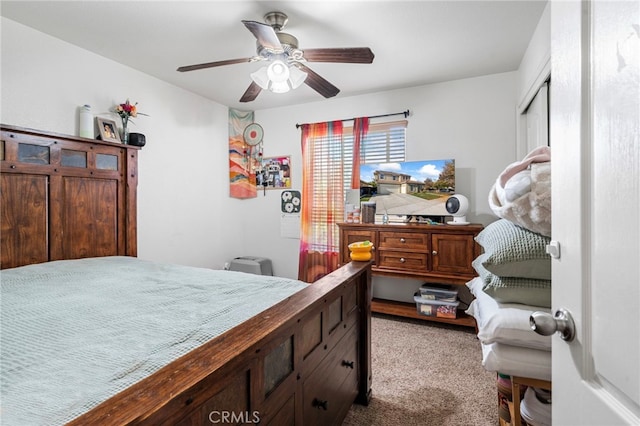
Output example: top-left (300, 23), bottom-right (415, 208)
top-left (525, 82), bottom-right (549, 152)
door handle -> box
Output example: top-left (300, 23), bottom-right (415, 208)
top-left (530, 308), bottom-right (576, 342)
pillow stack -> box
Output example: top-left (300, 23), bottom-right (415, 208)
top-left (466, 216), bottom-right (553, 425)
top-left (473, 218), bottom-right (551, 307)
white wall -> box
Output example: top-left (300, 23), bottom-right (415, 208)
top-left (2, 17), bottom-right (517, 280)
top-left (243, 72), bottom-right (517, 279)
top-left (1, 17), bottom-right (242, 269)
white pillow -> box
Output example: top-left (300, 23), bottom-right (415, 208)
top-left (480, 342), bottom-right (551, 382)
top-left (466, 277), bottom-right (551, 351)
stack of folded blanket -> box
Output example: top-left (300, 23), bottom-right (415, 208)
top-left (466, 146), bottom-right (552, 426)
top-left (488, 146), bottom-right (551, 238)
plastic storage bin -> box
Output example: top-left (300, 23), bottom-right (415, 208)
top-left (419, 284), bottom-right (458, 302)
top-left (414, 293), bottom-right (459, 318)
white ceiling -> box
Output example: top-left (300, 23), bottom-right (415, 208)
top-left (1, 1), bottom-right (547, 111)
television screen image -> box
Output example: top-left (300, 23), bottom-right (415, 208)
top-left (359, 159), bottom-right (455, 222)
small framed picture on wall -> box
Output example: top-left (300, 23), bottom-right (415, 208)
top-left (256, 156), bottom-right (291, 190)
top-left (97, 117), bottom-right (121, 143)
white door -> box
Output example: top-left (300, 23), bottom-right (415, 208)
top-left (551, 1), bottom-right (640, 424)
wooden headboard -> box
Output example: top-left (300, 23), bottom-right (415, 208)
top-left (0, 124), bottom-right (139, 269)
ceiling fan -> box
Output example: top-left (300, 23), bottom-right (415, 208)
top-left (176, 11), bottom-right (375, 103)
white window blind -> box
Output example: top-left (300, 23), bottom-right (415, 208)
top-left (308, 132), bottom-right (345, 251)
top-left (359, 120), bottom-right (408, 164)
top-left (342, 119), bottom-right (407, 193)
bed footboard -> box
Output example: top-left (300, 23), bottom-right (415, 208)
top-left (68, 261), bottom-right (372, 426)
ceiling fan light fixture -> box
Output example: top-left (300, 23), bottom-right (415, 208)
top-left (251, 60), bottom-right (306, 94)
top-left (267, 60), bottom-right (290, 83)
top-left (288, 65), bottom-right (307, 89)
top-left (250, 66), bottom-right (270, 90)
top-left (270, 80), bottom-right (291, 94)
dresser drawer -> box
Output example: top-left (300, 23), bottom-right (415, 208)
top-left (303, 324), bottom-right (359, 426)
top-left (378, 250), bottom-right (428, 271)
top-left (339, 229), bottom-right (377, 265)
top-left (378, 231), bottom-right (428, 250)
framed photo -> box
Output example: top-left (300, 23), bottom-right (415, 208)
top-left (256, 156), bottom-right (291, 190)
top-left (97, 117), bottom-right (121, 143)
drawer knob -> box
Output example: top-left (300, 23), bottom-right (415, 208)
top-left (432, 250), bottom-right (438, 256)
top-left (400, 258), bottom-right (406, 263)
top-left (341, 360), bottom-right (355, 369)
top-left (400, 238), bottom-right (406, 243)
top-left (312, 398), bottom-right (328, 410)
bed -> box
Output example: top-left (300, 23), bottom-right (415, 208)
top-left (0, 124), bottom-right (372, 425)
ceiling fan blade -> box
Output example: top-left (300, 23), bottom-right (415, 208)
top-left (239, 81), bottom-right (262, 103)
top-left (177, 57), bottom-right (252, 72)
top-left (242, 20), bottom-right (283, 52)
top-left (303, 48), bottom-right (374, 64)
top-left (295, 63), bottom-right (340, 98)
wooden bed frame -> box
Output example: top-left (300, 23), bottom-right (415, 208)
top-left (0, 124), bottom-right (372, 425)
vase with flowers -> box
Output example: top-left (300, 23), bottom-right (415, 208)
top-left (114, 99), bottom-right (147, 144)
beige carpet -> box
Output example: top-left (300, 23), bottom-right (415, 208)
top-left (343, 314), bottom-right (497, 426)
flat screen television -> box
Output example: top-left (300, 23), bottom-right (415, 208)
top-left (359, 159), bottom-right (455, 223)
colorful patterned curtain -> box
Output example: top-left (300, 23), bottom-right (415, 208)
top-left (350, 117), bottom-right (369, 188)
top-left (298, 121), bottom-right (344, 282)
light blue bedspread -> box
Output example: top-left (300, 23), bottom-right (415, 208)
top-left (0, 256), bottom-right (307, 425)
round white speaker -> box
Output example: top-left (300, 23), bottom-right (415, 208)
top-left (445, 194), bottom-right (470, 225)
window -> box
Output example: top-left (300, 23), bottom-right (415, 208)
top-left (306, 120), bottom-right (407, 252)
top-left (342, 120), bottom-right (407, 194)
top-left (299, 119), bottom-right (407, 281)
top-left (306, 130), bottom-right (346, 251)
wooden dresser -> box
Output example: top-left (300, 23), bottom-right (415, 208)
top-left (338, 222), bottom-right (483, 328)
